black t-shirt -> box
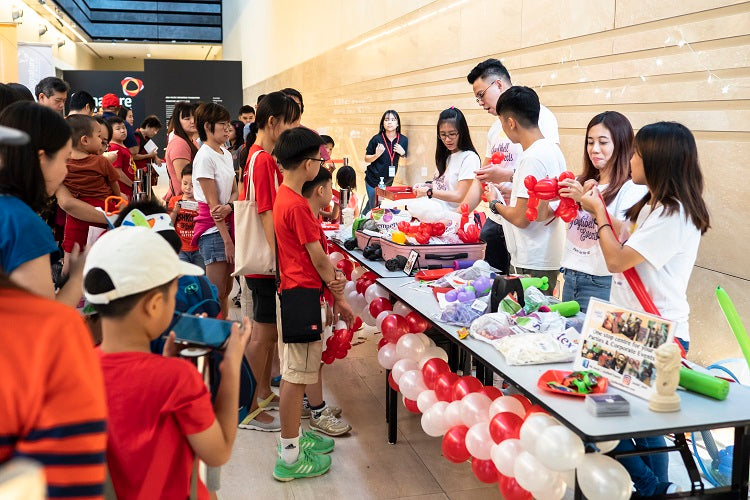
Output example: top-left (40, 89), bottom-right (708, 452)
top-left (365, 133), bottom-right (408, 187)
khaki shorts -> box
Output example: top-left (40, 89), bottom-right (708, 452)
top-left (275, 296), bottom-right (322, 385)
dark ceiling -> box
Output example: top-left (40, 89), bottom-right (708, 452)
top-left (50, 0), bottom-right (222, 43)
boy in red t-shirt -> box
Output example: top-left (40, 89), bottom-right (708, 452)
top-left (169, 165), bottom-right (204, 268)
top-left (84, 226), bottom-right (251, 499)
top-left (62, 114), bottom-right (121, 268)
top-left (107, 115), bottom-right (136, 199)
top-left (272, 127), bottom-right (354, 481)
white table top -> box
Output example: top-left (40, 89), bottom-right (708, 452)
top-left (376, 276), bottom-right (750, 442)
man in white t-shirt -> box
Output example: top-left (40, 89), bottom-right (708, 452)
top-left (485, 86), bottom-right (566, 294)
top-left (467, 59), bottom-right (559, 274)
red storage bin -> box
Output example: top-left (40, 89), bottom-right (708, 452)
top-left (379, 238), bottom-right (486, 267)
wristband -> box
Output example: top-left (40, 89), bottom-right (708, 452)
top-left (227, 203), bottom-right (234, 213)
top-left (427, 188), bottom-right (433, 199)
top-left (597, 223), bottom-right (612, 236)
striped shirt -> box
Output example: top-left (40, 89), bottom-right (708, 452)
top-left (0, 288), bottom-right (107, 499)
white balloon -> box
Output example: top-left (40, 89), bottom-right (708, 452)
top-left (488, 396), bottom-right (526, 419)
top-left (360, 308), bottom-right (376, 326)
top-left (534, 477), bottom-right (567, 500)
top-left (399, 369), bottom-right (428, 401)
top-left (536, 425), bottom-right (585, 471)
top-left (392, 358), bottom-right (419, 385)
top-left (519, 413), bottom-right (558, 452)
top-left (346, 291), bottom-right (366, 315)
top-left (364, 284), bottom-right (388, 303)
top-left (393, 301), bottom-right (413, 317)
top-left (417, 389), bottom-right (439, 413)
top-left (576, 454), bottom-right (632, 500)
top-left (465, 422), bottom-right (494, 460)
top-left (561, 468), bottom-right (577, 489)
top-left (595, 440), bottom-right (619, 454)
top-left (443, 400), bottom-right (464, 428)
top-left (377, 343), bottom-right (398, 369)
top-left (490, 438), bottom-right (524, 477)
top-left (413, 332), bottom-right (431, 348)
top-left (421, 401), bottom-right (449, 437)
top-left (328, 252), bottom-right (344, 265)
top-left (418, 346), bottom-right (449, 368)
top-left (375, 310), bottom-right (391, 330)
top-left (350, 266), bottom-right (366, 281)
top-left (427, 337), bottom-right (436, 347)
top-left (460, 392), bottom-right (492, 427)
top-left (513, 451), bottom-right (560, 495)
top-left (344, 280), bottom-right (357, 295)
top-left (396, 333), bottom-right (426, 361)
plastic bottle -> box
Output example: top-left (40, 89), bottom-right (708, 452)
top-left (378, 177), bottom-right (386, 189)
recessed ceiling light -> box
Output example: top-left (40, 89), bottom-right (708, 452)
top-left (146, 53), bottom-right (151, 57)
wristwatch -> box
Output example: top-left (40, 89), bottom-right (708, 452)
top-left (489, 199), bottom-right (501, 215)
top-left (426, 188), bottom-right (433, 199)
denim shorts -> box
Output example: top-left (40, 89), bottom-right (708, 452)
top-left (198, 231), bottom-right (227, 265)
top-left (561, 268), bottom-right (612, 312)
top-left (179, 249), bottom-right (205, 270)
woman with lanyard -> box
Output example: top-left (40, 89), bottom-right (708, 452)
top-left (364, 110), bottom-right (408, 212)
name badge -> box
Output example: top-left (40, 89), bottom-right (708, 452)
top-left (388, 165), bottom-right (396, 177)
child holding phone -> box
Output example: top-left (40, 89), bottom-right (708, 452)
top-left (580, 121), bottom-right (710, 496)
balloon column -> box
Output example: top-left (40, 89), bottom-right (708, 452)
top-left (376, 322), bottom-right (633, 500)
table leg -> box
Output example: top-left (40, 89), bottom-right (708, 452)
top-left (673, 433), bottom-right (703, 495)
top-left (385, 369), bottom-right (391, 423)
top-left (387, 370), bottom-right (398, 444)
top-left (731, 425), bottom-right (750, 497)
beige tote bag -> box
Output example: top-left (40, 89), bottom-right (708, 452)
top-left (233, 150), bottom-right (276, 276)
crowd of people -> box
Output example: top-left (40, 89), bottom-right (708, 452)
top-left (0, 54), bottom-right (710, 498)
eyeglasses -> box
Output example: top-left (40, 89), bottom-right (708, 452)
top-left (215, 122), bottom-right (233, 130)
top-left (475, 79), bottom-right (499, 103)
top-left (304, 157), bottom-right (326, 168)
top-left (439, 132), bottom-right (459, 140)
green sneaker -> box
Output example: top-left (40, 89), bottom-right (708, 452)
top-left (277, 430), bottom-right (335, 455)
top-left (273, 448), bottom-right (332, 482)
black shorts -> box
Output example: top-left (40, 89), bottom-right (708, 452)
top-left (246, 277), bottom-right (277, 324)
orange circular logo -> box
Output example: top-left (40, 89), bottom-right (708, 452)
top-left (120, 77), bottom-right (144, 97)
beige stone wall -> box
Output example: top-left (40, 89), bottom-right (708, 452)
top-left (239, 0), bottom-right (750, 366)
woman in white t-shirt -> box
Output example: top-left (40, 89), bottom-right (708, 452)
top-left (415, 107), bottom-right (481, 211)
top-left (580, 121), bottom-right (710, 496)
top-left (558, 111), bottom-right (647, 312)
top-left (191, 103), bottom-right (238, 317)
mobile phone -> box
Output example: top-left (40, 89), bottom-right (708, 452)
top-left (171, 313), bottom-right (235, 349)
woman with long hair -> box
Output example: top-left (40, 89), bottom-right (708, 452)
top-left (580, 121), bottom-right (710, 496)
top-left (414, 107), bottom-right (481, 211)
top-left (363, 110), bottom-right (408, 212)
top-left (164, 101), bottom-right (199, 200)
top-left (558, 111), bottom-right (647, 311)
top-left (0, 101), bottom-right (86, 306)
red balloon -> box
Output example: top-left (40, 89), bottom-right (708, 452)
top-left (362, 271), bottom-right (378, 282)
top-left (471, 457), bottom-right (499, 484)
top-left (403, 397), bottom-right (420, 414)
top-left (422, 358), bottom-right (451, 390)
top-left (335, 348), bottom-right (347, 359)
top-left (381, 314), bottom-right (409, 343)
top-left (339, 329), bottom-right (354, 344)
top-left (377, 337), bottom-right (390, 350)
top-left (326, 336), bottom-right (338, 349)
top-left (388, 372), bottom-right (400, 392)
top-left (405, 311), bottom-right (429, 333)
top-left (510, 394), bottom-right (533, 413)
top-left (336, 259), bottom-right (354, 280)
top-left (369, 297), bottom-right (393, 318)
top-left (322, 352), bottom-right (335, 364)
top-left (526, 404), bottom-right (548, 415)
top-left (351, 316), bottom-right (363, 331)
top-left (498, 474), bottom-right (532, 500)
top-left (356, 278), bottom-right (373, 295)
top-left (489, 412), bottom-right (523, 443)
top-left (435, 372), bottom-right (460, 402)
top-left (481, 386), bottom-right (503, 401)
top-left (442, 425), bottom-right (471, 463)
top-left (452, 376), bottom-right (483, 401)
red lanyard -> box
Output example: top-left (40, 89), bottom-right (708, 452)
top-left (381, 133), bottom-right (400, 164)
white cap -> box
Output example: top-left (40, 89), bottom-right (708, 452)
top-left (83, 226), bottom-right (203, 304)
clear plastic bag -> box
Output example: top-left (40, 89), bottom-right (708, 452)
top-left (469, 312), bottom-right (518, 343)
top-left (434, 294), bottom-right (490, 327)
top-left (493, 327), bottom-right (581, 365)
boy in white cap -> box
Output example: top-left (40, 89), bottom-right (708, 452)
top-left (85, 226), bottom-right (250, 499)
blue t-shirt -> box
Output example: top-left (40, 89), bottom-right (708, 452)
top-left (0, 195), bottom-right (57, 274)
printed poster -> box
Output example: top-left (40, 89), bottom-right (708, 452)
top-left (574, 298), bottom-right (675, 399)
